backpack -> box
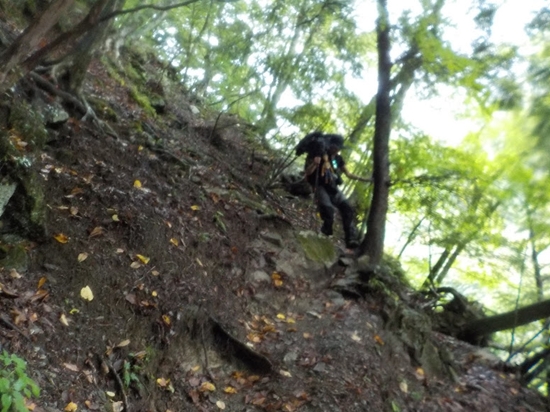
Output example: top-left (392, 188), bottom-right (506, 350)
top-left (295, 132), bottom-right (329, 157)
top-left (295, 132), bottom-right (345, 157)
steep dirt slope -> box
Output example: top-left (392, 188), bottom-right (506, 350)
top-left (0, 35), bottom-right (547, 412)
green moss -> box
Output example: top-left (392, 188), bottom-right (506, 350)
top-left (297, 230), bottom-right (337, 266)
top-left (9, 100), bottom-right (48, 151)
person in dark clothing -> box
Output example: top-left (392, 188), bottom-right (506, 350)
top-left (304, 133), bottom-right (371, 249)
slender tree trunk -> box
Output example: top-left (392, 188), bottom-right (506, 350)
top-left (357, 0), bottom-right (391, 264)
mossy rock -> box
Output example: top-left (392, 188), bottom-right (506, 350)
top-left (297, 230), bottom-right (337, 266)
top-left (0, 241), bottom-right (29, 271)
top-left (9, 99), bottom-right (48, 151)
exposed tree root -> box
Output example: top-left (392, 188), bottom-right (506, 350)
top-left (29, 71), bottom-right (119, 139)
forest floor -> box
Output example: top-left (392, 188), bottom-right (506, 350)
top-left (0, 17), bottom-right (548, 412)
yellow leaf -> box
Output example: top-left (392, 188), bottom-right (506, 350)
top-left (112, 214), bottom-right (119, 222)
top-left (223, 386), bottom-right (237, 394)
top-left (157, 377), bottom-right (170, 387)
top-left (136, 254), bottom-right (150, 264)
top-left (105, 391), bottom-right (116, 398)
top-left (190, 205), bottom-right (200, 211)
top-left (162, 315), bottom-right (171, 326)
top-left (133, 180), bottom-right (142, 188)
top-left (77, 253), bottom-right (88, 262)
top-left (276, 313), bottom-right (286, 320)
top-left (80, 286), bottom-right (94, 301)
top-left (216, 400), bottom-right (226, 410)
top-left (199, 381), bottom-right (216, 392)
top-left (138, 145), bottom-right (144, 151)
top-left (69, 308), bottom-right (80, 315)
top-left (374, 334), bottom-right (385, 345)
top-left (60, 313), bottom-right (70, 326)
top-left (37, 276), bottom-right (47, 289)
top-left (64, 402), bottom-right (78, 412)
top-left (286, 317), bottom-right (295, 324)
top-left (152, 291), bottom-right (158, 297)
top-left (54, 233), bottom-right (69, 243)
top-left (169, 238), bottom-right (179, 246)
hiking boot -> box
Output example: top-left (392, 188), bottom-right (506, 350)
top-left (345, 238), bottom-right (359, 249)
top-left (320, 222), bottom-right (333, 236)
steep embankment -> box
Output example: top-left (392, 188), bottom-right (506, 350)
top-left (0, 50), bottom-right (546, 412)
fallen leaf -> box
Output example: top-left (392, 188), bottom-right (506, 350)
top-left (399, 381), bottom-right (408, 393)
top-left (199, 381), bottom-right (216, 392)
top-left (116, 339), bottom-right (130, 348)
top-left (63, 363), bottom-right (79, 372)
top-left (374, 334), bottom-right (385, 345)
top-left (216, 400), bottom-right (226, 410)
top-left (89, 226), bottom-right (104, 237)
top-left (414, 367), bottom-right (425, 380)
top-left (105, 391), bottom-right (116, 398)
top-left (190, 205), bottom-right (200, 211)
top-left (112, 214), bottom-right (120, 222)
top-left (60, 313), bottom-right (70, 326)
top-left (37, 276), bottom-right (47, 289)
top-left (223, 386), bottom-right (237, 394)
top-left (130, 262), bottom-right (142, 269)
top-left (54, 233), bottom-right (69, 243)
top-left (151, 291), bottom-right (158, 297)
top-left (351, 332), bottom-right (361, 342)
top-left (80, 286), bottom-right (94, 301)
top-left (151, 270), bottom-right (160, 276)
top-left (112, 401), bottom-right (124, 412)
top-left (77, 253), bottom-right (88, 262)
top-left (116, 248), bottom-right (124, 254)
top-left (69, 308), bottom-right (80, 315)
top-left (9, 269), bottom-right (22, 279)
top-left (134, 180), bottom-right (142, 188)
top-left (280, 370), bottom-right (292, 377)
top-left (276, 313), bottom-right (286, 320)
top-left (64, 402), bottom-right (78, 412)
top-left (303, 332), bottom-right (312, 339)
top-left (169, 238), bottom-right (179, 246)
top-left (70, 206), bottom-right (79, 216)
top-left (136, 254), bottom-right (150, 264)
top-left (162, 315), bottom-right (171, 326)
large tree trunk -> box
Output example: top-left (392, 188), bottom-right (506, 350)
top-left (459, 298), bottom-right (550, 342)
top-left (357, 0), bottom-right (391, 264)
top-left (0, 0), bottom-right (74, 89)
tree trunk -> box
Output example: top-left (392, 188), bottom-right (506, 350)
top-left (0, 0), bottom-right (74, 89)
top-left (357, 0), bottom-right (391, 265)
top-left (459, 298), bottom-right (550, 342)
top-left (52, 0), bottom-right (124, 94)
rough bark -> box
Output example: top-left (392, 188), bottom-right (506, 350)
top-left (0, 0), bottom-right (74, 87)
top-left (459, 298), bottom-right (550, 342)
top-left (357, 0), bottom-right (391, 264)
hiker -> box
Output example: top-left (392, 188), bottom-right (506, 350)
top-left (300, 132), bottom-right (371, 249)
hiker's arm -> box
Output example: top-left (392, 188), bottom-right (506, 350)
top-left (305, 156), bottom-right (321, 176)
top-left (341, 165), bottom-right (372, 183)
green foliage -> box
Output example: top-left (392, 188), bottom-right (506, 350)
top-left (121, 352), bottom-right (146, 392)
top-left (0, 351), bottom-right (40, 412)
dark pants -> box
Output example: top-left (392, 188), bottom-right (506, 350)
top-left (315, 185), bottom-right (356, 243)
